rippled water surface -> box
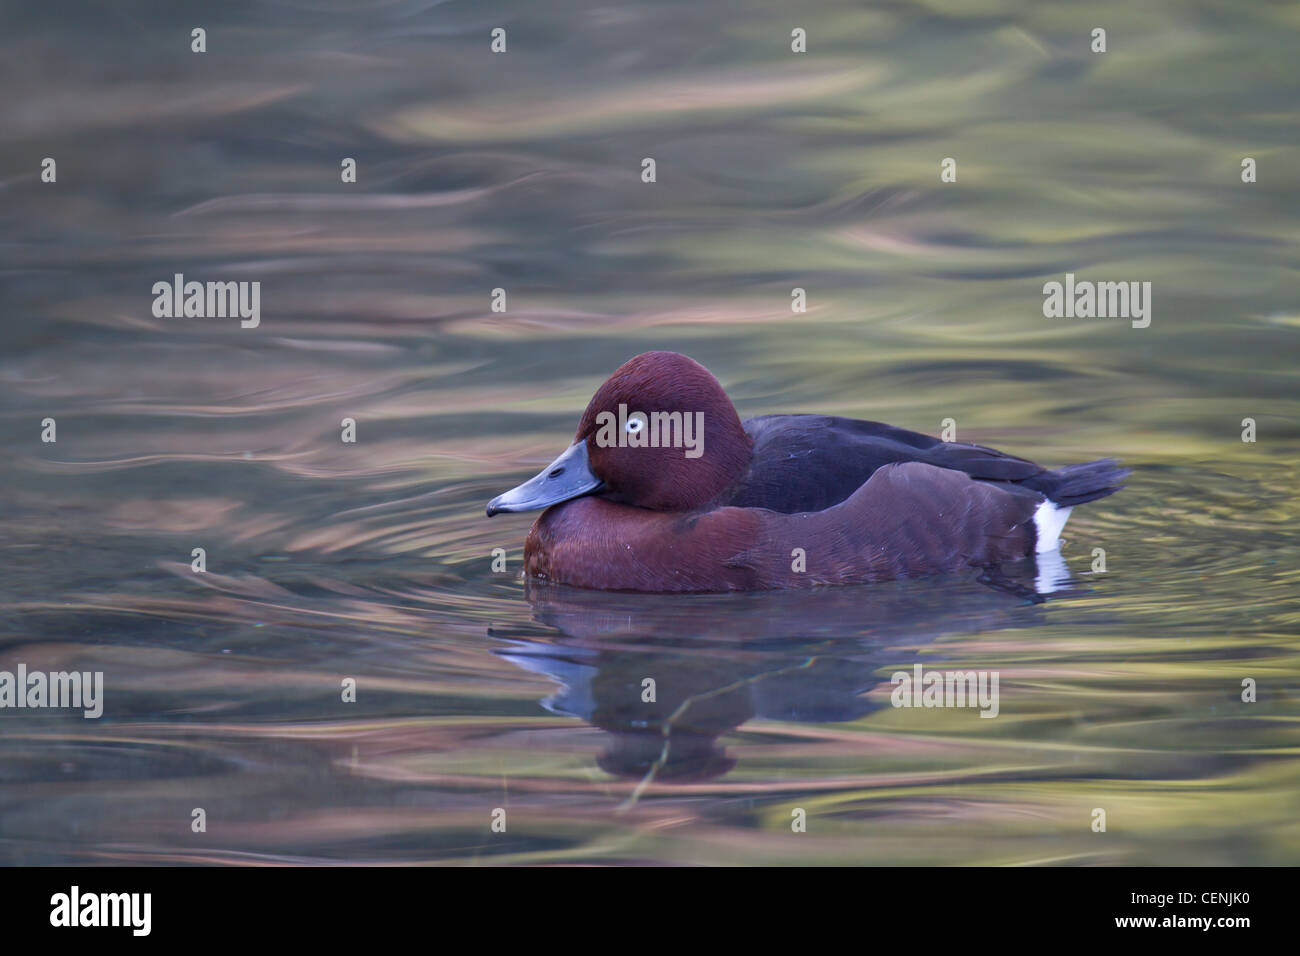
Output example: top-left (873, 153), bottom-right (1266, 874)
top-left (2, 0), bottom-right (1298, 865)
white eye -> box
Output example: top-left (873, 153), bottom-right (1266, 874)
top-left (625, 416), bottom-right (645, 434)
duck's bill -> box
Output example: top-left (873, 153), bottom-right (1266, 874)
top-left (486, 441), bottom-right (605, 516)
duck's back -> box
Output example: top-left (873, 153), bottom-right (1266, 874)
top-left (728, 414), bottom-right (1123, 514)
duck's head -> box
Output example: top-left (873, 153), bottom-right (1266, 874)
top-left (486, 351), bottom-right (752, 515)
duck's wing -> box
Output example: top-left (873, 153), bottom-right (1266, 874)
top-left (729, 414), bottom-right (1126, 515)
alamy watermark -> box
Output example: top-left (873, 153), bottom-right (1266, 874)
top-left (593, 403), bottom-right (704, 458)
top-left (890, 663), bottom-right (999, 718)
top-left (152, 273), bottom-right (260, 328)
top-left (1043, 273), bottom-right (1151, 328)
top-left (50, 886), bottom-right (150, 936)
top-left (0, 664), bottom-right (103, 718)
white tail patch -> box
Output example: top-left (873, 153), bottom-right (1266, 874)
top-left (1033, 500), bottom-right (1073, 553)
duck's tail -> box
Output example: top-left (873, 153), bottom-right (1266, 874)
top-left (1022, 458), bottom-right (1129, 554)
top-left (1023, 457), bottom-right (1131, 507)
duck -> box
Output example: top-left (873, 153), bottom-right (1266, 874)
top-left (486, 351), bottom-right (1127, 592)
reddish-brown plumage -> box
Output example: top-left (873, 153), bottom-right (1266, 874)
top-left (576, 352), bottom-right (752, 512)
top-left (488, 351), bottom-right (1127, 593)
top-left (525, 462), bottom-right (1035, 591)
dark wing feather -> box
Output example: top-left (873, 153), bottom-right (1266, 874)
top-left (728, 414), bottom-right (1126, 514)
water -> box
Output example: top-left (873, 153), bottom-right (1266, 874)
top-left (1, 0), bottom-right (1298, 865)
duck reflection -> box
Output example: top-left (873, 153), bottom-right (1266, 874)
top-left (491, 562), bottom-right (1071, 783)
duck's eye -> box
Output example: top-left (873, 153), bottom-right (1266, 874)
top-left (625, 416), bottom-right (645, 435)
